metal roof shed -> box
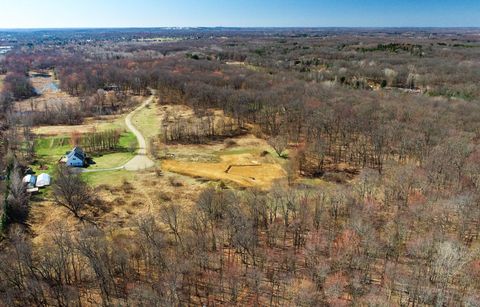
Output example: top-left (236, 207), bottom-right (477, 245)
top-left (36, 173), bottom-right (51, 188)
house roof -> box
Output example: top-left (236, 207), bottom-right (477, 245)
top-left (23, 174), bottom-right (37, 185)
top-left (67, 147), bottom-right (85, 161)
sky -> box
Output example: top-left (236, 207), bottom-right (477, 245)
top-left (0, 0), bottom-right (479, 28)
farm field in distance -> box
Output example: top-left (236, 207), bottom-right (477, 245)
top-left (1, 27), bottom-right (480, 306)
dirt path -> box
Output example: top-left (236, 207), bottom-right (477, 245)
top-left (83, 96), bottom-right (155, 173)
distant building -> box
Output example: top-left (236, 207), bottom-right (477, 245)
top-left (62, 147), bottom-right (86, 167)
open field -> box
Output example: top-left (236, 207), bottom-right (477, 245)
top-left (125, 102), bottom-right (290, 188)
top-left (32, 114), bottom-right (127, 136)
top-left (14, 71), bottom-right (80, 112)
top-left (30, 71), bottom-right (59, 94)
top-left (162, 134), bottom-right (287, 188)
top-left (163, 157), bottom-right (285, 188)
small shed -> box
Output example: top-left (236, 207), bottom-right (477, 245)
top-left (23, 174), bottom-right (37, 189)
top-left (36, 173), bottom-right (51, 188)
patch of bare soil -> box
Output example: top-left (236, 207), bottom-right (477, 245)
top-left (162, 134), bottom-right (286, 189)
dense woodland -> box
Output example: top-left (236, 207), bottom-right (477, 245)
top-left (1, 28), bottom-right (480, 306)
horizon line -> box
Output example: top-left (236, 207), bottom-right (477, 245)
top-left (1, 26), bottom-right (479, 31)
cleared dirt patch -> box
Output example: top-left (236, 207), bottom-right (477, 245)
top-left (163, 152), bottom-right (286, 188)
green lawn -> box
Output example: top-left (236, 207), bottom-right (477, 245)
top-left (82, 169), bottom-right (134, 186)
top-left (131, 103), bottom-right (161, 145)
top-left (118, 131), bottom-right (138, 150)
top-left (33, 136), bottom-right (72, 174)
top-left (89, 151), bottom-right (133, 169)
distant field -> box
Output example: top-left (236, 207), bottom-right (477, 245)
top-left (33, 114), bottom-right (127, 136)
top-left (14, 71), bottom-right (80, 112)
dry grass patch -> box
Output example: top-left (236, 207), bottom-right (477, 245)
top-left (163, 153), bottom-right (286, 189)
top-left (33, 114), bottom-right (127, 136)
top-left (0, 74), bottom-right (5, 91)
top-left (15, 73), bottom-right (79, 113)
top-left (162, 133), bottom-right (287, 188)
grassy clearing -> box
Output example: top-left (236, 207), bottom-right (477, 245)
top-left (33, 114), bottom-right (127, 136)
top-left (90, 152), bottom-right (133, 169)
top-left (118, 131), bottom-right (137, 150)
top-left (131, 102), bottom-right (161, 145)
top-left (161, 132), bottom-right (288, 188)
top-left (163, 149), bottom-right (286, 189)
top-left (33, 136), bottom-right (71, 174)
top-left (82, 170), bottom-right (134, 186)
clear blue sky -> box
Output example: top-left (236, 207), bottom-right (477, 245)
top-left (0, 0), bottom-right (478, 28)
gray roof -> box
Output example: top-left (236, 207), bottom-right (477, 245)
top-left (67, 147), bottom-right (85, 161)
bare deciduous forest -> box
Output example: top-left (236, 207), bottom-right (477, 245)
top-left (1, 28), bottom-right (480, 306)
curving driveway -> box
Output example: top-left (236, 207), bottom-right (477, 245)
top-left (83, 96), bottom-right (155, 173)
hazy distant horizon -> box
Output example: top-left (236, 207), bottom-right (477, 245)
top-left (0, 27), bottom-right (479, 32)
top-left (1, 0), bottom-right (479, 29)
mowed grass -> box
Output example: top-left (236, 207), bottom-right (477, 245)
top-left (131, 102), bottom-right (161, 145)
top-left (89, 152), bottom-right (133, 170)
top-left (82, 169), bottom-right (134, 186)
top-left (34, 136), bottom-right (71, 174)
top-left (118, 131), bottom-right (137, 150)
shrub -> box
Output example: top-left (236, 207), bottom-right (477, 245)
top-left (168, 176), bottom-right (183, 187)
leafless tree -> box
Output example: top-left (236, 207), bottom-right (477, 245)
top-left (53, 165), bottom-right (92, 220)
top-left (268, 135), bottom-right (288, 158)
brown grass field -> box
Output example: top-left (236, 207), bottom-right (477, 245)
top-left (162, 133), bottom-right (287, 188)
top-left (30, 169), bottom-right (206, 245)
top-left (163, 154), bottom-right (285, 188)
top-left (32, 114), bottom-right (127, 136)
top-left (144, 104), bottom-right (289, 188)
top-left (15, 71), bottom-right (80, 112)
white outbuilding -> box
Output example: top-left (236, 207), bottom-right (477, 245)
top-left (35, 173), bottom-right (51, 188)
